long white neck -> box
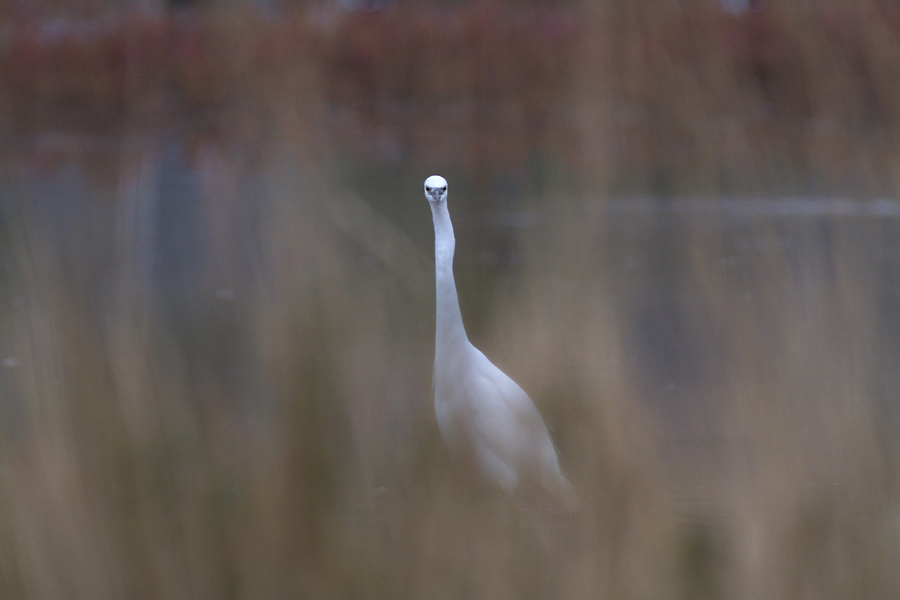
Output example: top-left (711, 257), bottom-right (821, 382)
top-left (431, 200), bottom-right (468, 359)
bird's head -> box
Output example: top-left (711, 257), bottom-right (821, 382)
top-left (424, 175), bottom-right (448, 205)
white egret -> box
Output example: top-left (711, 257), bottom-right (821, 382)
top-left (424, 175), bottom-right (576, 511)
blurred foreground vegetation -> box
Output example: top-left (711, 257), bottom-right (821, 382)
top-left (0, 1), bottom-right (899, 598)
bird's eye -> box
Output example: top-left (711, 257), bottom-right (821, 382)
top-left (440, 187), bottom-right (446, 192)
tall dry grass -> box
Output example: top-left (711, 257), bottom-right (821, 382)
top-left (0, 1), bottom-right (899, 599)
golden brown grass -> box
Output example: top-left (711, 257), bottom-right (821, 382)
top-left (0, 1), bottom-right (899, 598)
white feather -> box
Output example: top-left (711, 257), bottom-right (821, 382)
top-left (425, 175), bottom-right (576, 510)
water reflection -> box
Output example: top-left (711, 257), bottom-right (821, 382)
top-left (6, 132), bottom-right (899, 596)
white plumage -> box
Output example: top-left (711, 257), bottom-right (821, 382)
top-left (424, 175), bottom-right (576, 510)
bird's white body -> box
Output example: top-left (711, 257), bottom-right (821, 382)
top-left (425, 175), bottom-right (575, 509)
